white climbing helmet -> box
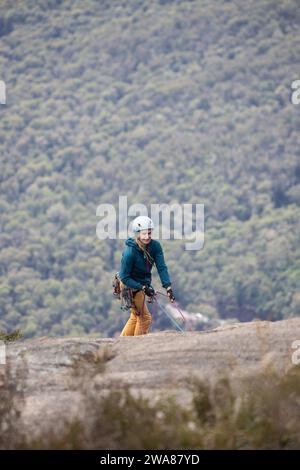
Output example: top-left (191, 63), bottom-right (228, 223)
top-left (132, 216), bottom-right (154, 233)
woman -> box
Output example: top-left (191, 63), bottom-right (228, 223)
top-left (119, 216), bottom-right (175, 336)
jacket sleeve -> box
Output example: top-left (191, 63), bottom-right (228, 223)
top-left (119, 248), bottom-right (143, 290)
top-left (154, 242), bottom-right (171, 289)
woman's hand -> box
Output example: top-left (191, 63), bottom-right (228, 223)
top-left (166, 286), bottom-right (175, 303)
top-left (142, 285), bottom-right (155, 297)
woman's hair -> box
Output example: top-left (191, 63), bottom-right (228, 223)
top-left (135, 234), bottom-right (155, 265)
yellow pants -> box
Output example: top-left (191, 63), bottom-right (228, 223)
top-left (120, 282), bottom-right (152, 336)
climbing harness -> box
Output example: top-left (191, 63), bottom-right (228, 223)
top-left (112, 272), bottom-right (121, 299)
top-left (112, 272), bottom-right (136, 311)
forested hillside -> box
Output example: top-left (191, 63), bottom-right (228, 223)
top-left (0, 0), bottom-right (300, 338)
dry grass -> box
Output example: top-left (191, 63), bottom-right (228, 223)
top-left (1, 339), bottom-right (300, 449)
top-left (9, 363), bottom-right (300, 449)
top-left (0, 329), bottom-right (23, 343)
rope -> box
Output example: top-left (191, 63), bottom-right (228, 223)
top-left (155, 290), bottom-right (193, 331)
top-left (123, 288), bottom-right (190, 334)
top-left (155, 299), bottom-right (184, 332)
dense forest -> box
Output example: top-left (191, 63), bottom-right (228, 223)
top-left (0, 0), bottom-right (300, 338)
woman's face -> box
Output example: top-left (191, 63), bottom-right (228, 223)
top-left (139, 229), bottom-right (152, 244)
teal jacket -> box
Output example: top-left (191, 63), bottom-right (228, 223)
top-left (119, 237), bottom-right (172, 290)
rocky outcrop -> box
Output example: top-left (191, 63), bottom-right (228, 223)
top-left (3, 317), bottom-right (300, 438)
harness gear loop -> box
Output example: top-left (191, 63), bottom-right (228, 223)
top-left (112, 272), bottom-right (121, 299)
top-left (112, 272), bottom-right (134, 310)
